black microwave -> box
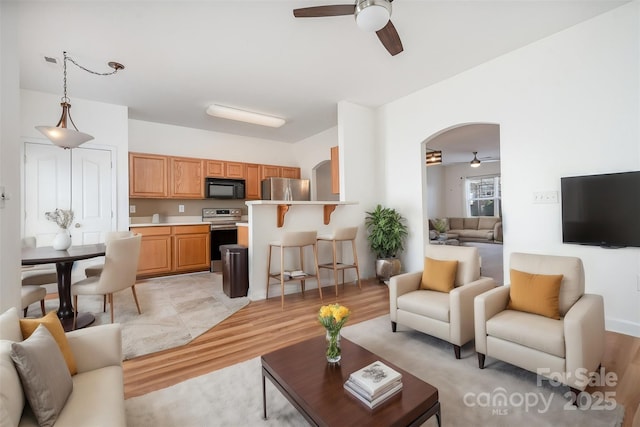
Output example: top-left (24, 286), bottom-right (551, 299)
top-left (205, 178), bottom-right (245, 199)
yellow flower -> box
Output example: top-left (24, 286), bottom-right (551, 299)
top-left (319, 305), bottom-right (332, 318)
top-left (318, 303), bottom-right (350, 330)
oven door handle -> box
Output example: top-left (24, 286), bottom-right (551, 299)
top-left (210, 226), bottom-right (238, 231)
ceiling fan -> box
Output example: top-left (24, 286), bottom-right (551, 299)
top-left (293, 0), bottom-right (403, 56)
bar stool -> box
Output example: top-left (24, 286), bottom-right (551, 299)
top-left (266, 231), bottom-right (323, 309)
top-left (317, 226), bottom-right (362, 296)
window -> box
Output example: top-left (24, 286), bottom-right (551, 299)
top-left (466, 175), bottom-right (501, 217)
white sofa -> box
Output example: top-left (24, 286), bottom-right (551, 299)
top-left (0, 307), bottom-right (126, 427)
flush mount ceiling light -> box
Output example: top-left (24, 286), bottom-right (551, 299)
top-left (36, 51), bottom-right (124, 149)
top-left (470, 151), bottom-right (481, 168)
top-left (425, 150), bottom-right (442, 166)
top-left (355, 0), bottom-right (391, 32)
top-left (206, 104), bottom-right (286, 128)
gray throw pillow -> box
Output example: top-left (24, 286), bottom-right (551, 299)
top-left (10, 324), bottom-right (73, 427)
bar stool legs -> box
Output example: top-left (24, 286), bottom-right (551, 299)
top-left (317, 227), bottom-right (362, 296)
top-left (266, 231), bottom-right (323, 309)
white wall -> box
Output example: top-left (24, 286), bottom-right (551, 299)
top-left (129, 119), bottom-right (298, 169)
top-left (292, 126), bottom-right (337, 182)
top-left (0, 2), bottom-right (22, 312)
top-left (426, 166), bottom-right (445, 219)
top-left (378, 3), bottom-right (640, 335)
top-left (20, 90), bottom-right (130, 231)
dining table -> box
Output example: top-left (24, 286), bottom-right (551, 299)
top-left (21, 243), bottom-right (106, 332)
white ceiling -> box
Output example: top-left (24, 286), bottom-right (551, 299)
top-left (17, 0), bottom-right (626, 143)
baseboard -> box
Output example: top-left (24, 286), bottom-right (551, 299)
top-left (606, 317), bottom-right (640, 338)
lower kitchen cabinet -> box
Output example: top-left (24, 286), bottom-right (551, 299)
top-left (131, 226), bottom-right (173, 277)
top-left (131, 224), bottom-right (210, 278)
top-left (173, 225), bottom-right (211, 272)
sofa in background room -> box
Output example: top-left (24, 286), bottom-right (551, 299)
top-left (430, 217), bottom-right (502, 243)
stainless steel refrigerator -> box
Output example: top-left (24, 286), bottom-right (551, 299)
top-left (261, 178), bottom-right (310, 201)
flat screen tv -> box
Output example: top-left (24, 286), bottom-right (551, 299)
top-left (561, 171), bottom-right (640, 248)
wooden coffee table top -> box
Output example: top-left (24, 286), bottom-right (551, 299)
top-left (261, 335), bottom-right (439, 427)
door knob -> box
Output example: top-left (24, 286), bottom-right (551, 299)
top-left (74, 223), bottom-right (81, 228)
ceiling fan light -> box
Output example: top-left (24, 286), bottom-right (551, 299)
top-left (470, 151), bottom-right (481, 168)
top-left (206, 104), bottom-right (285, 128)
top-left (355, 0), bottom-right (391, 32)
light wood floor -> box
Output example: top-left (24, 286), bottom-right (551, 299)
top-left (122, 279), bottom-right (639, 426)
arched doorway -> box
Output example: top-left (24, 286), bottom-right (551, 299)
top-left (422, 123), bottom-right (504, 284)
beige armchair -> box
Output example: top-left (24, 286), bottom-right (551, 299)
top-left (474, 252), bottom-right (605, 394)
top-left (389, 244), bottom-right (496, 359)
top-left (71, 234), bottom-right (142, 328)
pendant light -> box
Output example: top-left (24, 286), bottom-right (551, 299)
top-left (470, 152), bottom-right (481, 168)
top-left (36, 51), bottom-right (124, 149)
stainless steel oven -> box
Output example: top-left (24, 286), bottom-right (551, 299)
top-left (202, 208), bottom-right (242, 271)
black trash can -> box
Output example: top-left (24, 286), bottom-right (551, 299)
top-left (220, 244), bottom-right (248, 298)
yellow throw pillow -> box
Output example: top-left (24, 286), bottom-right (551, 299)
top-left (421, 257), bottom-right (458, 293)
top-left (507, 269), bottom-right (563, 319)
top-left (20, 311), bottom-right (77, 375)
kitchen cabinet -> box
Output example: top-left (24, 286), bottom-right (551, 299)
top-left (260, 164), bottom-right (281, 180)
top-left (206, 160), bottom-right (225, 177)
top-left (173, 225), bottom-right (211, 272)
top-left (130, 152), bottom-right (299, 200)
top-left (170, 157), bottom-right (204, 198)
top-left (225, 162), bottom-right (245, 178)
top-left (131, 224), bottom-right (210, 278)
top-left (281, 167), bottom-right (301, 179)
top-left (245, 163), bottom-right (261, 200)
top-left (237, 225), bottom-right (248, 247)
top-left (206, 160), bottom-right (245, 179)
top-left (331, 146), bottom-right (339, 194)
top-left (130, 226), bottom-right (173, 277)
top-left (129, 153), bottom-right (168, 198)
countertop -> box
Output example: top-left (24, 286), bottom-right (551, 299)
top-left (245, 200), bottom-right (357, 205)
top-left (130, 222), bottom-right (209, 228)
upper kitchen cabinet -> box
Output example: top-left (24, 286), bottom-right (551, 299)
top-left (260, 164), bottom-right (301, 180)
top-left (260, 164), bottom-right (281, 180)
top-left (206, 160), bottom-right (225, 177)
top-left (129, 152), bottom-right (169, 198)
top-left (281, 167), bottom-right (301, 179)
top-left (206, 160), bottom-right (245, 179)
top-left (245, 163), bottom-right (261, 200)
top-left (170, 156), bottom-right (204, 199)
top-left (331, 146), bottom-right (339, 194)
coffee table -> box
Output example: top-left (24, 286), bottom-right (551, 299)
top-left (261, 335), bottom-right (441, 427)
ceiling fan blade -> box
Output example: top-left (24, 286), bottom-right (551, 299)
top-left (293, 5), bottom-right (355, 18)
top-left (376, 20), bottom-right (403, 56)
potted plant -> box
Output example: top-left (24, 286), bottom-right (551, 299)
top-left (364, 204), bottom-right (408, 283)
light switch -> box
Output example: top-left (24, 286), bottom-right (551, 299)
top-left (533, 191), bottom-right (558, 204)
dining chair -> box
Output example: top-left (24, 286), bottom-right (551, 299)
top-left (21, 285), bottom-right (47, 317)
top-left (84, 231), bottom-right (134, 277)
top-left (71, 234), bottom-right (142, 328)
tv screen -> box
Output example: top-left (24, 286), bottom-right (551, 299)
top-left (561, 171), bottom-right (640, 248)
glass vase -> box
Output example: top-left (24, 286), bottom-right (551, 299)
top-left (325, 329), bottom-right (341, 364)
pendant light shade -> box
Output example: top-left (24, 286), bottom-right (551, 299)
top-left (470, 151), bottom-right (481, 168)
top-left (36, 102), bottom-right (94, 149)
top-left (36, 51), bottom-right (124, 149)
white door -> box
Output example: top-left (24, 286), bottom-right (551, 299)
top-left (24, 142), bottom-right (113, 246)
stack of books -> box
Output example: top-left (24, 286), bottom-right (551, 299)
top-left (344, 361), bottom-right (403, 409)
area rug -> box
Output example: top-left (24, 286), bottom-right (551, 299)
top-left (42, 272), bottom-right (250, 359)
top-left (125, 315), bottom-right (624, 427)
